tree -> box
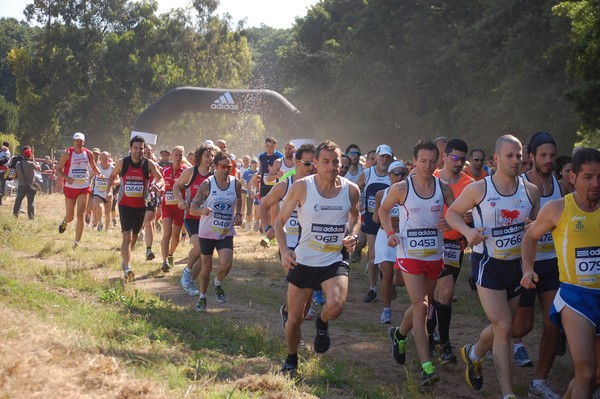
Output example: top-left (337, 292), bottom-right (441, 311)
top-left (554, 0), bottom-right (600, 147)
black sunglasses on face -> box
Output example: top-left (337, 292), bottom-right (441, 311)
top-left (390, 170), bottom-right (407, 177)
top-left (301, 161), bottom-right (314, 167)
top-left (347, 151), bottom-right (360, 156)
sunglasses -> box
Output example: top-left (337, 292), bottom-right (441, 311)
top-left (449, 155), bottom-right (467, 162)
top-left (217, 164), bottom-right (232, 170)
top-left (390, 170), bottom-right (407, 177)
top-left (471, 158), bottom-right (484, 162)
top-left (301, 160), bottom-right (314, 167)
top-left (347, 151), bottom-right (361, 156)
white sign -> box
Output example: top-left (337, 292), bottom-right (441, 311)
top-left (131, 131), bottom-right (157, 145)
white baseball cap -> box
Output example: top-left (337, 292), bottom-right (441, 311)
top-left (203, 140), bottom-right (214, 146)
top-left (376, 144), bottom-right (393, 157)
top-left (72, 132), bottom-right (85, 141)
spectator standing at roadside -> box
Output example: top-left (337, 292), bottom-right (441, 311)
top-left (41, 156), bottom-right (54, 194)
top-left (0, 142), bottom-right (11, 205)
top-left (13, 147), bottom-right (41, 219)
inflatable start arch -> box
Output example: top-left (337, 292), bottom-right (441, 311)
top-left (131, 87), bottom-right (314, 145)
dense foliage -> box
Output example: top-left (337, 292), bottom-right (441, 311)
top-left (0, 0), bottom-right (598, 157)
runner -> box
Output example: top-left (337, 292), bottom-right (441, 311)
top-left (429, 138), bottom-right (474, 363)
top-left (241, 158), bottom-right (258, 230)
top-left (372, 160), bottom-right (408, 324)
top-left (275, 140), bottom-right (360, 377)
top-left (238, 155), bottom-right (251, 227)
top-left (259, 144), bottom-right (318, 325)
top-left (173, 143), bottom-right (214, 296)
top-left (267, 141), bottom-right (296, 183)
top-left (464, 148), bottom-right (489, 181)
top-left (142, 143), bottom-right (160, 260)
top-left (344, 144), bottom-right (363, 184)
top-left (521, 147), bottom-right (600, 399)
top-left (189, 150), bottom-right (242, 312)
top-left (107, 135), bottom-right (164, 282)
top-left (380, 140), bottom-right (454, 386)
top-left (356, 144), bottom-right (393, 303)
top-left (510, 132), bottom-right (563, 398)
top-left (340, 154), bottom-right (351, 177)
top-left (160, 146), bottom-right (188, 272)
top-left (91, 151), bottom-right (116, 231)
top-left (56, 132), bottom-right (103, 249)
top-left (446, 134), bottom-right (540, 399)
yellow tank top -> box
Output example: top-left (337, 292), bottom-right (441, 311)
top-left (552, 194), bottom-right (600, 288)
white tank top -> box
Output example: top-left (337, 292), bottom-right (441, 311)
top-left (280, 158), bottom-right (295, 175)
top-left (198, 175), bottom-right (238, 240)
top-left (473, 176), bottom-right (533, 260)
top-left (92, 163), bottom-right (113, 198)
top-left (65, 148), bottom-right (92, 189)
top-left (295, 175), bottom-right (351, 267)
top-left (281, 177), bottom-right (300, 249)
top-left (380, 187), bottom-right (400, 225)
top-left (522, 173), bottom-right (562, 260)
top-left (397, 176), bottom-right (444, 261)
top-left (345, 165), bottom-right (363, 184)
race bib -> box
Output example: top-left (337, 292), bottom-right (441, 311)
top-left (575, 246), bottom-right (600, 283)
top-left (443, 240), bottom-right (462, 268)
top-left (366, 196), bottom-right (376, 214)
top-left (537, 232), bottom-right (554, 253)
top-left (95, 178), bottom-right (108, 191)
top-left (164, 189), bottom-right (177, 205)
top-left (71, 168), bottom-right (88, 185)
top-left (124, 180), bottom-right (144, 198)
top-left (406, 228), bottom-right (439, 257)
top-left (491, 223), bottom-right (524, 259)
top-left (286, 212), bottom-right (299, 236)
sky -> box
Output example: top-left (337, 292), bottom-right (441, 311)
top-left (1, 0), bottom-right (319, 29)
top-left (0, 0), bottom-right (319, 29)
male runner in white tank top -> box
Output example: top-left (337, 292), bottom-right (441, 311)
top-left (512, 132), bottom-right (563, 399)
top-left (446, 134), bottom-right (540, 399)
top-left (274, 140), bottom-right (360, 377)
top-left (380, 140), bottom-right (454, 387)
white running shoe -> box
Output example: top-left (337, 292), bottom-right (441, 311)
top-left (528, 380), bottom-right (561, 399)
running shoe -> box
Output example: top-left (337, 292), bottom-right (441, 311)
top-left (168, 255), bottom-right (174, 269)
top-left (161, 261), bottom-right (170, 273)
top-left (196, 297), bottom-right (207, 312)
top-left (514, 346), bottom-right (533, 367)
top-left (556, 331), bottom-right (566, 356)
top-left (314, 316), bottom-right (330, 354)
top-left (421, 362), bottom-right (440, 387)
top-left (528, 380), bottom-right (561, 399)
top-left (380, 308), bottom-right (392, 324)
top-left (439, 341), bottom-right (457, 364)
top-left (180, 267), bottom-right (192, 290)
top-left (112, 218), bottom-right (117, 227)
top-left (260, 237), bottom-right (270, 247)
top-left (280, 359), bottom-right (298, 378)
top-left (363, 288), bottom-right (377, 303)
top-left (313, 290), bottom-right (326, 305)
top-left (72, 241), bottom-right (79, 250)
top-left (97, 222), bottom-right (103, 231)
top-left (280, 305), bottom-right (288, 332)
top-left (187, 281), bottom-right (200, 296)
top-left (146, 248), bottom-right (155, 261)
top-left (304, 306), bottom-right (316, 321)
top-left (212, 281), bottom-right (227, 303)
top-left (123, 268), bottom-right (135, 283)
top-left (460, 344), bottom-right (483, 390)
top-left (85, 214), bottom-right (91, 225)
top-left (58, 220), bottom-right (67, 234)
top-left (389, 327), bottom-right (407, 365)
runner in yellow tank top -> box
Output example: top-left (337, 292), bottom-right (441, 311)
top-left (521, 147), bottom-right (600, 399)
